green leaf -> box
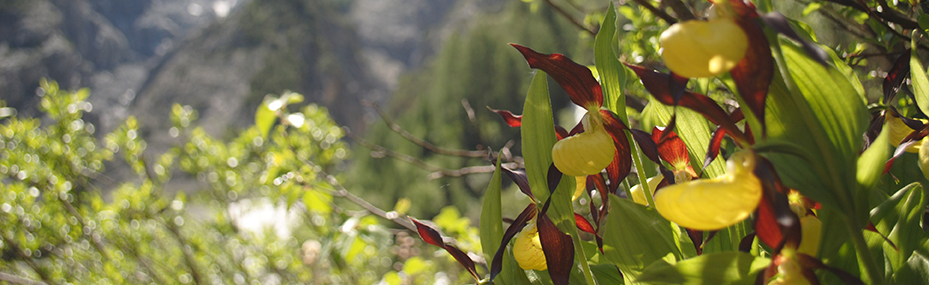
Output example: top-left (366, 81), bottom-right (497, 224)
top-left (595, 3), bottom-right (626, 121)
top-left (894, 248), bottom-right (929, 284)
top-left (303, 189), bottom-right (332, 215)
top-left (590, 264), bottom-right (625, 284)
top-left (521, 71), bottom-right (557, 202)
top-left (871, 182), bottom-right (928, 270)
top-left (480, 154), bottom-right (529, 285)
top-left (601, 195), bottom-right (681, 280)
top-left (520, 70), bottom-right (595, 285)
top-left (857, 127), bottom-right (891, 191)
top-left (802, 2), bottom-right (822, 16)
top-left (256, 98), bottom-right (277, 139)
top-left (764, 39), bottom-right (869, 220)
top-left (635, 251), bottom-right (770, 285)
top-left (911, 38), bottom-right (929, 118)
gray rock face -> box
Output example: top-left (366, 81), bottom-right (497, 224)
top-left (1, 0), bottom-right (494, 143)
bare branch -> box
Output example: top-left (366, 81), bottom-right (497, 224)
top-left (630, 0), bottom-right (679, 24)
top-left (542, 0), bottom-right (598, 34)
top-left (427, 162), bottom-right (523, 179)
top-left (0, 272), bottom-right (47, 285)
top-left (363, 101), bottom-right (490, 158)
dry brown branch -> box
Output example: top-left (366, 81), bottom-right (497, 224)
top-left (630, 0), bottom-right (679, 24)
top-left (0, 272), bottom-right (47, 285)
top-left (363, 101), bottom-right (490, 158)
top-left (542, 0), bottom-right (597, 34)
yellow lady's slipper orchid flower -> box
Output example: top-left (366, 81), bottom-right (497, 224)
top-left (513, 219), bottom-right (547, 271)
top-left (885, 111), bottom-right (926, 153)
top-left (630, 175), bottom-right (662, 205)
top-left (798, 215), bottom-right (821, 256)
top-left (654, 150), bottom-right (762, 230)
top-left (919, 138), bottom-right (929, 181)
top-left (552, 114), bottom-right (615, 177)
top-left (659, 18), bottom-right (748, 78)
top-left (572, 176), bottom-right (586, 201)
top-left (769, 248), bottom-right (812, 285)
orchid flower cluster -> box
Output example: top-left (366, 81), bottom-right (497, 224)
top-left (410, 1), bottom-right (928, 284)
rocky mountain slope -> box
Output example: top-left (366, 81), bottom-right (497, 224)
top-left (0, 0), bottom-right (479, 150)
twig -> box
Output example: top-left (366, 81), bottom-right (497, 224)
top-left (542, 0), bottom-right (597, 34)
top-left (344, 128), bottom-right (453, 173)
top-left (303, 159), bottom-right (417, 232)
top-left (0, 272), bottom-right (47, 285)
top-left (629, 0), bottom-right (678, 24)
top-left (165, 221), bottom-right (204, 285)
top-left (427, 163), bottom-right (523, 179)
top-left (363, 101), bottom-right (489, 158)
top-left (663, 0), bottom-right (696, 21)
top-left (0, 234), bottom-right (55, 285)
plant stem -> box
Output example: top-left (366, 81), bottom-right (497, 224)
top-left (845, 215), bottom-right (884, 285)
top-left (570, 228), bottom-right (598, 285)
top-left (627, 132), bottom-right (656, 207)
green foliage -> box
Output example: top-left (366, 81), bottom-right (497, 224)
top-left (346, 1), bottom-right (583, 219)
top-left (0, 81), bottom-right (459, 284)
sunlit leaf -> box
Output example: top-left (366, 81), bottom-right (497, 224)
top-left (857, 127), bottom-right (891, 191)
top-left (636, 251), bottom-right (770, 285)
top-left (871, 182), bottom-right (928, 270)
top-left (601, 195), bottom-right (681, 279)
top-left (763, 39), bottom-right (868, 221)
top-left (595, 3), bottom-right (626, 119)
top-left (912, 38), bottom-right (929, 117)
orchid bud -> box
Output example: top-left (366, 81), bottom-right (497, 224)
top-left (552, 114), bottom-right (615, 177)
top-left (659, 19), bottom-right (748, 78)
top-left (513, 219), bottom-right (547, 271)
top-left (654, 150), bottom-right (762, 230)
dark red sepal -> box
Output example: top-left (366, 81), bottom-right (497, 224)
top-left (511, 44), bottom-right (603, 108)
top-left (489, 204), bottom-right (538, 282)
top-left (502, 167), bottom-right (536, 200)
top-left (600, 110), bottom-right (633, 194)
top-left (796, 253), bottom-right (865, 285)
top-left (411, 218), bottom-right (480, 281)
top-left (865, 222), bottom-right (898, 250)
top-left (651, 126), bottom-right (690, 169)
top-left (489, 107), bottom-right (522, 127)
top-left (727, 12), bottom-right (772, 139)
top-left (625, 64), bottom-right (749, 145)
top-left (412, 218), bottom-right (446, 247)
top-left (704, 126), bottom-right (728, 172)
top-left (882, 51), bottom-right (911, 103)
top-left (538, 214), bottom-right (575, 285)
top-left (753, 157), bottom-right (801, 250)
top-left (575, 213), bottom-right (596, 234)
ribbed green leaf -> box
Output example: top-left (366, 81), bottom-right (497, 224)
top-left (601, 195), bottom-right (681, 280)
top-left (520, 70), bottom-right (595, 285)
top-left (636, 251), bottom-right (770, 285)
top-left (480, 154), bottom-right (529, 285)
top-left (911, 37), bottom-right (929, 117)
top-left (521, 71), bottom-right (558, 202)
top-left (764, 39), bottom-right (868, 219)
top-left (871, 182), bottom-right (928, 271)
top-left (595, 3), bottom-right (626, 121)
top-left (857, 127), bottom-right (891, 191)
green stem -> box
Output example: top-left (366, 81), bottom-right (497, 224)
top-left (627, 132), bottom-right (656, 207)
top-left (571, 227), bottom-right (598, 285)
top-left (844, 215), bottom-right (884, 285)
